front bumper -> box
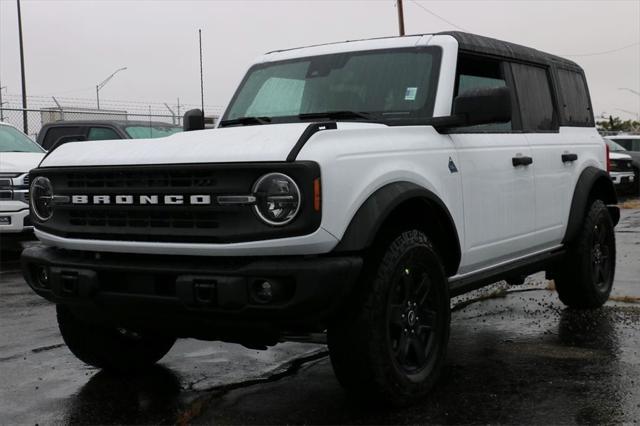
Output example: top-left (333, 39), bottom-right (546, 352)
top-left (610, 171), bottom-right (635, 185)
top-left (34, 227), bottom-right (340, 257)
top-left (21, 246), bottom-right (362, 342)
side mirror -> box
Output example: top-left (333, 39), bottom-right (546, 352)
top-left (183, 109), bottom-right (205, 132)
top-left (452, 86), bottom-right (511, 127)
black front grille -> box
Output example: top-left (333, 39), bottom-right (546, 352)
top-left (23, 174), bottom-right (30, 186)
top-left (32, 162), bottom-right (321, 244)
top-left (65, 170), bottom-right (216, 189)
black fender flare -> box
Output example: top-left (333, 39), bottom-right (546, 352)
top-left (562, 166), bottom-right (619, 245)
top-left (333, 182), bottom-right (461, 276)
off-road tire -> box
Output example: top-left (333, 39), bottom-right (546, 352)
top-left (555, 200), bottom-right (616, 308)
top-left (327, 230), bottom-right (450, 406)
top-left (57, 305), bottom-right (176, 373)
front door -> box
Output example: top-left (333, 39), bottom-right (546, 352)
top-left (449, 54), bottom-right (536, 274)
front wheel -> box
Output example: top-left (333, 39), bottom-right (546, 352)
top-left (328, 230), bottom-right (450, 406)
top-left (555, 200), bottom-right (616, 308)
top-left (57, 305), bottom-right (176, 373)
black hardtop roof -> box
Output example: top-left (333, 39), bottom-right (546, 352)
top-left (266, 31), bottom-right (582, 72)
top-left (438, 31), bottom-right (582, 71)
top-left (41, 120), bottom-right (180, 128)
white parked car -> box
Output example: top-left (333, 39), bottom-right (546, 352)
top-left (0, 122), bottom-right (45, 238)
top-left (22, 31), bottom-right (619, 406)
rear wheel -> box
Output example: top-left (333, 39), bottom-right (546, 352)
top-left (555, 200), bottom-right (616, 308)
top-left (57, 305), bottom-right (176, 373)
top-left (328, 230), bottom-right (450, 406)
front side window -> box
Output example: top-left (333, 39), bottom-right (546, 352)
top-left (222, 47), bottom-right (441, 126)
top-left (511, 63), bottom-right (557, 131)
top-left (452, 55), bottom-right (513, 132)
top-left (0, 125), bottom-right (44, 153)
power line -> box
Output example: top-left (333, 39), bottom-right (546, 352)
top-left (408, 1), bottom-right (637, 60)
top-left (409, 0), bottom-right (469, 32)
top-left (561, 42), bottom-right (640, 57)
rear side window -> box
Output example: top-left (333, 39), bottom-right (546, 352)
top-left (453, 55), bottom-right (514, 132)
top-left (556, 69), bottom-right (594, 126)
top-left (41, 126), bottom-right (83, 150)
top-left (87, 127), bottom-right (120, 141)
top-left (510, 63), bottom-right (558, 131)
top-left (612, 138), bottom-right (640, 151)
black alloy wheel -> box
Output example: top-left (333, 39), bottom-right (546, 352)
top-left (387, 253), bottom-right (442, 380)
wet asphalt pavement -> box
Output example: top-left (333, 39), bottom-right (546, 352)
top-left (1, 208), bottom-right (638, 425)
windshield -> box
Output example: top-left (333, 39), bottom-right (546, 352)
top-left (0, 125), bottom-right (44, 153)
top-left (605, 139), bottom-right (627, 152)
top-left (125, 125), bottom-right (182, 139)
top-left (221, 47), bottom-right (441, 126)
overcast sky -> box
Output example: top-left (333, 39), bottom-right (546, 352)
top-left (1, 0), bottom-right (639, 119)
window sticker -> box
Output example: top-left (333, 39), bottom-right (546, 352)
top-left (404, 87), bottom-right (418, 101)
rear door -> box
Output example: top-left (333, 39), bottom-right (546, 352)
top-left (510, 62), bottom-right (570, 249)
top-left (449, 54), bottom-right (536, 274)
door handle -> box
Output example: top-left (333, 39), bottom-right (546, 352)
top-left (512, 156), bottom-right (533, 167)
top-left (562, 153), bottom-right (578, 162)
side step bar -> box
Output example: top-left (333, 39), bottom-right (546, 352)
top-left (448, 248), bottom-right (566, 298)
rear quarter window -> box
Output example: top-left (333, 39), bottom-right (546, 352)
top-left (41, 126), bottom-right (84, 150)
top-left (556, 68), bottom-right (594, 127)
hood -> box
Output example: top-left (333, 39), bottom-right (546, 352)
top-left (0, 152), bottom-right (46, 173)
top-left (40, 122), bottom-right (377, 168)
top-left (609, 152), bottom-right (632, 160)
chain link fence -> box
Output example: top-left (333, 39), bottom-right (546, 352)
top-left (0, 107), bottom-right (182, 140)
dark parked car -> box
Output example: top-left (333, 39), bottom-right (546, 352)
top-left (36, 120), bottom-right (182, 151)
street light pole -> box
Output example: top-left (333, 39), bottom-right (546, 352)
top-left (95, 67), bottom-right (127, 110)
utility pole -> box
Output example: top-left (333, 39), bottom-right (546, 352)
top-left (199, 29), bottom-right (205, 116)
top-left (17, 0), bottom-right (28, 133)
top-left (397, 0), bottom-right (405, 36)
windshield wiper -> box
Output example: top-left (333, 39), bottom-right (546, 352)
top-left (219, 116), bottom-right (272, 127)
top-left (297, 110), bottom-right (372, 121)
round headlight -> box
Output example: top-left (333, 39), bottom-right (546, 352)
top-left (30, 176), bottom-right (54, 221)
top-left (252, 173), bottom-right (301, 226)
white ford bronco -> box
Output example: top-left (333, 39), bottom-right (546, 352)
top-left (23, 32), bottom-right (619, 405)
